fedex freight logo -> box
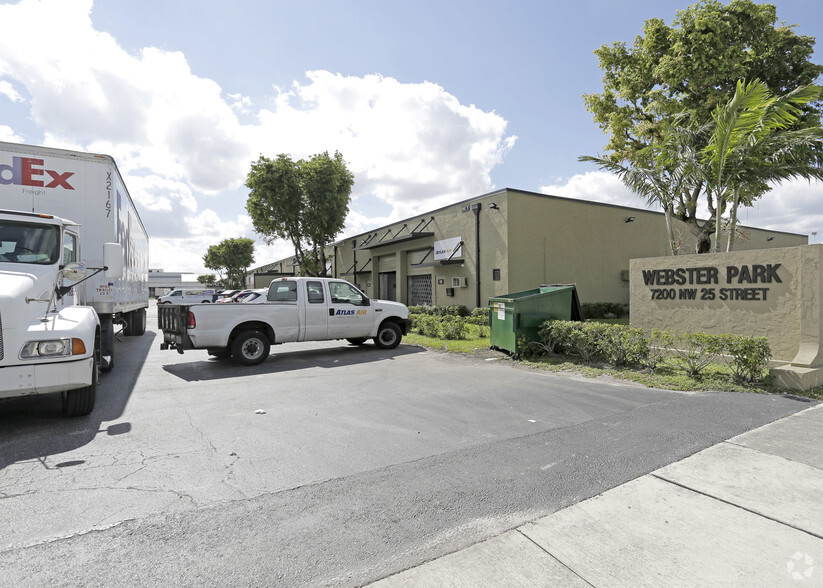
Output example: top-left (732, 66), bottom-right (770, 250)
top-left (335, 309), bottom-right (368, 316)
top-left (0, 157), bottom-right (75, 190)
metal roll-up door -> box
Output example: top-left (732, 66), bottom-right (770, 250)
top-left (378, 254), bottom-right (397, 272)
top-left (408, 248), bottom-right (431, 266)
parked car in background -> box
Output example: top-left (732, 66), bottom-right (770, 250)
top-left (215, 290), bottom-right (241, 303)
top-left (219, 289), bottom-right (254, 303)
top-left (157, 289), bottom-right (216, 305)
top-left (240, 289), bottom-right (269, 303)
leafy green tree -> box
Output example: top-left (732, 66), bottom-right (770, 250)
top-left (703, 79), bottom-right (823, 251)
top-left (203, 238), bottom-right (255, 289)
top-left (246, 151), bottom-right (353, 276)
top-left (197, 274), bottom-right (218, 287)
top-left (583, 0), bottom-right (823, 252)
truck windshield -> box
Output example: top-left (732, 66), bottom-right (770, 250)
top-left (0, 220), bottom-right (60, 265)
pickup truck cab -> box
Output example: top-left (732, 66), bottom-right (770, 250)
top-left (158, 277), bottom-right (411, 365)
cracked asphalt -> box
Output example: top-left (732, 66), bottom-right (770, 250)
top-left (0, 306), bottom-right (812, 586)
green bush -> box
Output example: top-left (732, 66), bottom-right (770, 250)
top-left (672, 332), bottom-right (725, 377)
top-left (581, 302), bottom-right (628, 319)
top-left (530, 319), bottom-right (772, 384)
top-left (722, 334), bottom-right (771, 383)
top-left (597, 324), bottom-right (649, 368)
top-left (408, 305), bottom-right (469, 317)
top-left (439, 316), bottom-right (469, 340)
top-left (469, 306), bottom-right (490, 327)
top-left (645, 329), bottom-right (675, 372)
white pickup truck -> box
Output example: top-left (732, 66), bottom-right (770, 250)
top-left (158, 277), bottom-right (411, 365)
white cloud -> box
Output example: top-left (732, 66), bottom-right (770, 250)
top-left (251, 71), bottom-right (516, 218)
top-left (0, 124), bottom-right (23, 142)
top-left (0, 0), bottom-right (515, 274)
top-left (0, 80), bottom-right (23, 103)
top-left (540, 171), bottom-right (642, 208)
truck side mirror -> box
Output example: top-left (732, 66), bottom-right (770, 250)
top-left (104, 242), bottom-right (124, 279)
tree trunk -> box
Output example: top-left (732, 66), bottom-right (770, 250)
top-left (664, 206), bottom-right (677, 255)
top-left (726, 188), bottom-right (740, 252)
top-left (681, 217), bottom-right (714, 254)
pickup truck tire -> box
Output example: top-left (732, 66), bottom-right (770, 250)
top-left (231, 331), bottom-right (270, 366)
top-left (62, 354), bottom-right (98, 417)
top-left (201, 300), bottom-right (211, 303)
top-left (374, 322), bottom-right (402, 350)
top-left (346, 338), bottom-right (367, 345)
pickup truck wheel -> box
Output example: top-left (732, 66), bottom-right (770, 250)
top-left (62, 353), bottom-right (97, 417)
top-left (374, 322), bottom-right (402, 350)
top-left (346, 338), bottom-right (367, 345)
top-left (231, 331), bottom-right (270, 366)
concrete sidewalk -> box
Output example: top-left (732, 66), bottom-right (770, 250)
top-left (370, 402), bottom-right (823, 587)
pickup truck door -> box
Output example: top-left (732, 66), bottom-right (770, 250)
top-left (301, 280), bottom-right (329, 341)
top-left (326, 281), bottom-right (374, 340)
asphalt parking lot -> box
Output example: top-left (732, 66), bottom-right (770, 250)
top-left (0, 305), bottom-right (813, 586)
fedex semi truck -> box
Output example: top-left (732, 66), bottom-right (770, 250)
top-left (0, 141), bottom-right (149, 416)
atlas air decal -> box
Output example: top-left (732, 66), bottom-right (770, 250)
top-left (0, 157), bottom-right (76, 190)
top-left (335, 309), bottom-right (368, 316)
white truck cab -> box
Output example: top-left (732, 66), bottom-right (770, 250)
top-left (0, 210), bottom-right (124, 415)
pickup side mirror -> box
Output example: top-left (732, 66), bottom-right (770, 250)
top-left (104, 242), bottom-right (124, 279)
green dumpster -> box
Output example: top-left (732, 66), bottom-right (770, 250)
top-left (489, 284), bottom-right (583, 356)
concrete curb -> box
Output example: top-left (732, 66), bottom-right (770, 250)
top-left (370, 404), bottom-right (823, 587)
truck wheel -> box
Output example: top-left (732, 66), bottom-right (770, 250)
top-left (231, 331), bottom-right (270, 366)
top-left (374, 322), bottom-right (402, 350)
top-left (346, 338), bottom-right (367, 345)
top-left (62, 354), bottom-right (97, 417)
top-left (201, 300), bottom-right (210, 303)
top-left (132, 308), bottom-right (147, 336)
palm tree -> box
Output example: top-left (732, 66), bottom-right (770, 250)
top-left (702, 79), bottom-right (823, 252)
top-left (580, 114), bottom-right (707, 255)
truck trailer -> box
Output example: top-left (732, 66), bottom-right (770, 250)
top-left (0, 141), bottom-right (149, 415)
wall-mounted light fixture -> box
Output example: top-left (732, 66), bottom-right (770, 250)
top-left (489, 202), bottom-right (500, 210)
top-left (625, 216), bottom-right (636, 223)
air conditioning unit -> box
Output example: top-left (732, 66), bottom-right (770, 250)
top-left (451, 277), bottom-right (468, 288)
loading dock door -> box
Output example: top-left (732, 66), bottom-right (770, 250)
top-left (379, 272), bottom-right (397, 301)
top-left (408, 274), bottom-right (432, 306)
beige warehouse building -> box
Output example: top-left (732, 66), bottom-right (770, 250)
top-left (247, 188), bottom-right (806, 309)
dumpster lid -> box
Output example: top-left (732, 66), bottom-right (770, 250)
top-left (488, 283), bottom-right (583, 321)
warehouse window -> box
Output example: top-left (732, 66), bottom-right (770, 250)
top-left (492, 268), bottom-right (501, 281)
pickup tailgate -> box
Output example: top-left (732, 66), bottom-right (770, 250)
top-left (158, 304), bottom-right (193, 350)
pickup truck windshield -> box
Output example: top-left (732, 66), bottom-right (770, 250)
top-left (0, 220), bottom-right (60, 265)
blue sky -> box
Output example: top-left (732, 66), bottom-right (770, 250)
top-left (0, 0), bottom-right (821, 274)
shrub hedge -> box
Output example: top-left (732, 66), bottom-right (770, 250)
top-left (527, 320), bottom-right (771, 383)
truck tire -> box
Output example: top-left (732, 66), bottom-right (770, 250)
top-left (374, 322), bottom-right (402, 350)
top-left (124, 308), bottom-right (147, 337)
top-left (132, 308), bottom-right (147, 336)
top-left (231, 331), bottom-right (270, 366)
top-left (346, 338), bottom-right (367, 345)
top-left (62, 354), bottom-right (97, 417)
top-left (201, 300), bottom-right (211, 304)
